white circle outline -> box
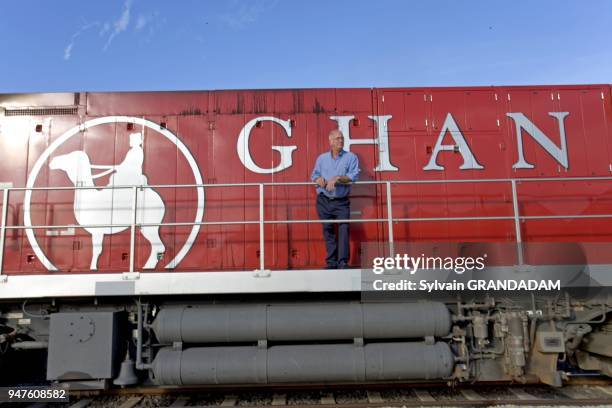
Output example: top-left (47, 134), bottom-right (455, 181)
top-left (24, 116), bottom-right (205, 271)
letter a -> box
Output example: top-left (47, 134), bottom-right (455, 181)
top-left (423, 113), bottom-right (484, 171)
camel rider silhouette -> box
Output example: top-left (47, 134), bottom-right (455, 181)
top-left (91, 133), bottom-right (148, 186)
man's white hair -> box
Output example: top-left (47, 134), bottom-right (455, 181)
top-left (328, 129), bottom-right (344, 139)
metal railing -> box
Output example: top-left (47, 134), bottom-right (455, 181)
top-left (2, 176), bottom-right (612, 275)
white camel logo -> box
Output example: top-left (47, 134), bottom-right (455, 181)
top-left (49, 133), bottom-right (166, 270)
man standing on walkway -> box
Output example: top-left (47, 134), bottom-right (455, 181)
top-left (311, 129), bottom-right (360, 269)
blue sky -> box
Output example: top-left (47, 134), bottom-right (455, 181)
top-left (1, 0), bottom-right (611, 92)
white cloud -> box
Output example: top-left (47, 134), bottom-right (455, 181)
top-left (116, 3), bottom-right (131, 31)
top-left (135, 14), bottom-right (148, 31)
top-left (218, 0), bottom-right (276, 29)
top-left (134, 11), bottom-right (162, 39)
top-left (99, 22), bottom-right (110, 36)
top-left (63, 2), bottom-right (160, 60)
top-left (63, 43), bottom-right (74, 60)
top-left (104, 0), bottom-right (132, 50)
top-left (63, 21), bottom-right (100, 61)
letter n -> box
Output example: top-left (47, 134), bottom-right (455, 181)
top-left (507, 112), bottom-right (570, 169)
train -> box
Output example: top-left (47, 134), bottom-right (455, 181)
top-left (0, 85), bottom-right (610, 388)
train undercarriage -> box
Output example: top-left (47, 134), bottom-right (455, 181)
top-left (0, 290), bottom-right (610, 389)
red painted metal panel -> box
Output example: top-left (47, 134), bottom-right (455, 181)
top-left (87, 91), bottom-right (210, 116)
top-left (211, 111), bottom-right (248, 270)
top-left (465, 90), bottom-right (500, 133)
top-left (174, 115), bottom-right (213, 271)
top-left (1, 84), bottom-right (612, 275)
top-left (381, 90), bottom-right (428, 132)
top-left (0, 116), bottom-right (35, 274)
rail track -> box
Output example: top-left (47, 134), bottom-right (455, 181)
top-left (43, 380), bottom-right (612, 408)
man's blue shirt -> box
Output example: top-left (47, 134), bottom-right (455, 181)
top-left (311, 150), bottom-right (360, 198)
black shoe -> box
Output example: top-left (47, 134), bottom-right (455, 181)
top-left (325, 265), bottom-right (337, 270)
top-left (338, 264), bottom-right (350, 269)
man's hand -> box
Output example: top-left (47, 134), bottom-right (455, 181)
top-left (314, 177), bottom-right (326, 188)
top-left (326, 176), bottom-right (339, 191)
top-left (324, 176), bottom-right (352, 191)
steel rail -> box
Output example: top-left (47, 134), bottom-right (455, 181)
top-left (2, 176), bottom-right (612, 274)
top-left (8, 175), bottom-right (612, 191)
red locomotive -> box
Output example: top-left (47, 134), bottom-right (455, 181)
top-left (0, 85), bottom-right (610, 387)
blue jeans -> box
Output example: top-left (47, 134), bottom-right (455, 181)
top-left (316, 194), bottom-right (350, 268)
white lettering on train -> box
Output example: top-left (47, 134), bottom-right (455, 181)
top-left (507, 112), bottom-right (570, 169)
top-left (423, 113), bottom-right (484, 171)
top-left (236, 112), bottom-right (571, 174)
top-left (237, 116), bottom-right (297, 174)
top-left (329, 115), bottom-right (399, 172)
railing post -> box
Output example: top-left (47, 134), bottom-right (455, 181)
top-left (0, 189), bottom-right (8, 275)
top-left (129, 186), bottom-right (138, 273)
top-left (259, 183), bottom-right (265, 271)
top-left (510, 180), bottom-right (524, 266)
top-left (385, 181), bottom-right (395, 257)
